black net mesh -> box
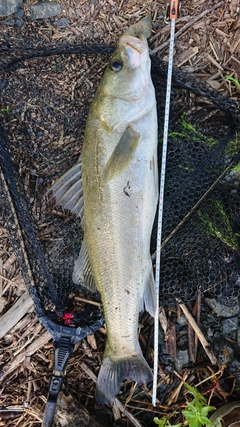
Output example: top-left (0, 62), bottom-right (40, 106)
top-left (152, 69), bottom-right (240, 306)
top-left (0, 43), bottom-right (240, 318)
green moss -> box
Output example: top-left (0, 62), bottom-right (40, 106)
top-left (180, 113), bottom-right (217, 147)
top-left (232, 161), bottom-right (240, 172)
top-left (196, 199), bottom-right (238, 250)
top-left (225, 133), bottom-right (239, 158)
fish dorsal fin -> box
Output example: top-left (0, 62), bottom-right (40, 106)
top-left (72, 240), bottom-right (97, 292)
top-left (103, 125), bottom-right (140, 182)
top-left (142, 261), bottom-right (156, 318)
top-left (46, 157), bottom-right (84, 224)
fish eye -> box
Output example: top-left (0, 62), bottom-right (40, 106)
top-left (110, 60), bottom-right (122, 72)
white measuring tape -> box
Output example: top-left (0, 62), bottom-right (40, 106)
top-left (152, 0), bottom-right (179, 406)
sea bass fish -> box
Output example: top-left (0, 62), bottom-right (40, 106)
top-left (47, 18), bottom-right (158, 404)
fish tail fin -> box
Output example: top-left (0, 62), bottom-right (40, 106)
top-left (95, 349), bottom-right (152, 404)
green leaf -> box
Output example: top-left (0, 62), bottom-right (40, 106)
top-left (184, 383), bottom-right (206, 403)
top-left (225, 75), bottom-right (240, 91)
top-left (184, 383), bottom-right (199, 396)
top-left (153, 417), bottom-right (163, 426)
top-left (153, 417), bottom-right (182, 427)
top-left (182, 410), bottom-right (197, 420)
top-left (194, 400), bottom-right (203, 412)
top-left (198, 417), bottom-right (215, 425)
top-left (199, 406), bottom-right (215, 416)
top-left (186, 402), bottom-right (198, 413)
top-left (188, 419), bottom-right (201, 427)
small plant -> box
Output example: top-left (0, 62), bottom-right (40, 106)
top-left (225, 75), bottom-right (240, 92)
top-left (0, 106), bottom-right (11, 113)
top-left (154, 383), bottom-right (217, 427)
top-left (154, 415), bottom-right (182, 427)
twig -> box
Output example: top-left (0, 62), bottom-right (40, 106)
top-left (194, 291), bottom-right (201, 361)
top-left (0, 330), bottom-right (52, 384)
top-left (114, 398), bottom-right (143, 427)
top-left (74, 296), bottom-right (102, 308)
top-left (81, 362), bottom-right (143, 427)
top-left (0, 259), bottom-right (2, 297)
top-left (179, 303), bottom-right (217, 365)
top-left (168, 372), bottom-right (189, 405)
top-left (112, 400), bottom-right (121, 422)
top-left (24, 408), bottom-right (43, 422)
top-left (195, 367), bottom-right (225, 388)
top-left (188, 320), bottom-right (196, 364)
top-left (0, 273), bottom-right (20, 286)
top-left (0, 292), bottom-right (33, 339)
top-left (150, 1), bottom-right (225, 55)
top-left (166, 314), bottom-right (177, 359)
top-left (158, 305), bottom-right (168, 336)
top-left (188, 295), bottom-right (201, 364)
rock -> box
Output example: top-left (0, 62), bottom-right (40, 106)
top-left (177, 333), bottom-right (188, 347)
top-left (87, 30), bottom-right (94, 39)
top-left (52, 391), bottom-right (106, 427)
top-left (55, 17), bottom-right (70, 26)
top-left (14, 8), bottom-right (24, 18)
top-left (29, 2), bottom-right (62, 20)
top-left (229, 359), bottom-right (240, 374)
top-left (175, 349), bottom-right (189, 371)
top-left (176, 315), bottom-right (188, 326)
top-left (207, 327), bottom-right (214, 338)
top-left (222, 317), bottom-right (238, 339)
top-left (205, 297), bottom-right (240, 317)
top-left (0, 0), bottom-right (22, 17)
top-left (3, 18), bottom-right (15, 25)
top-left (237, 329), bottom-right (240, 347)
top-left (16, 18), bottom-right (24, 26)
top-left (218, 344), bottom-right (234, 365)
top-left (0, 79), bottom-right (8, 90)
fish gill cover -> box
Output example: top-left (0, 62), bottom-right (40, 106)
top-left (0, 36), bottom-right (239, 319)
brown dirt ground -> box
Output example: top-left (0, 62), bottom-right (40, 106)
top-left (0, 1), bottom-right (240, 426)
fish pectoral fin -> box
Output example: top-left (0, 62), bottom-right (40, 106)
top-left (45, 157), bottom-right (84, 224)
top-left (103, 125), bottom-right (140, 182)
top-left (72, 240), bottom-right (97, 292)
top-left (95, 346), bottom-right (152, 404)
top-left (142, 264), bottom-right (156, 318)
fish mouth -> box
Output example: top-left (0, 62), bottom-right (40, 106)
top-left (120, 35), bottom-right (148, 69)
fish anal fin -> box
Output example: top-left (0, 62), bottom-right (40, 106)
top-left (103, 125), bottom-right (140, 182)
top-left (72, 240), bottom-right (97, 292)
top-left (142, 263), bottom-right (156, 318)
top-left (95, 348), bottom-right (152, 404)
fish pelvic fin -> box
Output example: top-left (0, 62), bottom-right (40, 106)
top-left (95, 349), bottom-right (152, 404)
top-left (72, 240), bottom-right (97, 292)
top-left (103, 125), bottom-right (140, 182)
top-left (45, 157), bottom-right (84, 224)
